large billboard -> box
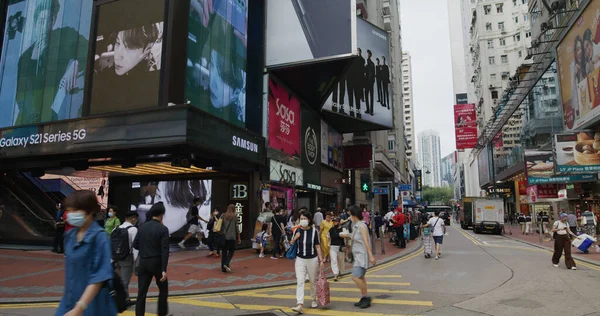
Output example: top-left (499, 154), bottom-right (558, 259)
top-left (477, 145), bottom-right (492, 187)
top-left (525, 149), bottom-right (596, 184)
top-left (267, 79), bottom-right (301, 157)
top-left (554, 131), bottom-right (600, 173)
top-left (301, 106), bottom-right (321, 187)
top-left (454, 103), bottom-right (478, 149)
top-left (185, 0), bottom-right (248, 127)
top-left (320, 120), bottom-right (343, 171)
top-left (265, 0), bottom-right (354, 67)
top-left (322, 18), bottom-right (393, 128)
top-left (89, 0), bottom-right (164, 115)
top-left (0, 0), bottom-right (92, 129)
top-left (556, 1), bottom-right (600, 131)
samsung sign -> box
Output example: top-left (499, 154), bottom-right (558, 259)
top-left (232, 136), bottom-right (259, 153)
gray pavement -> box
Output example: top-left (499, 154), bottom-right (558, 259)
top-left (2, 224), bottom-right (600, 316)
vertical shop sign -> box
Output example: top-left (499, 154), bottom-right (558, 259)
top-left (268, 79), bottom-right (301, 156)
top-left (301, 106), bottom-right (321, 186)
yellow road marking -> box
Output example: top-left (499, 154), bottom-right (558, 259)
top-left (578, 261), bottom-right (600, 272)
top-left (225, 293), bottom-right (433, 306)
top-left (171, 298), bottom-right (236, 309)
top-left (338, 281), bottom-right (411, 286)
top-left (0, 303), bottom-right (58, 309)
top-left (362, 274), bottom-right (403, 278)
top-left (454, 227), bottom-right (482, 245)
top-left (328, 287), bottom-right (420, 294)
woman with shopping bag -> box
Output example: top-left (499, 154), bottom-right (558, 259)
top-left (289, 210), bottom-right (325, 314)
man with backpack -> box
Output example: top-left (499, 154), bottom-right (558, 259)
top-left (112, 211), bottom-right (139, 307)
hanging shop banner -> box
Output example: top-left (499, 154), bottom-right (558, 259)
top-left (554, 131), bottom-right (600, 173)
top-left (526, 184), bottom-right (558, 203)
top-left (269, 160), bottom-right (303, 187)
top-left (478, 145), bottom-right (492, 187)
top-left (321, 18), bottom-right (393, 129)
top-left (454, 103), bottom-right (478, 149)
top-left (301, 106), bottom-right (321, 186)
top-left (320, 120), bottom-right (343, 170)
top-left (268, 79), bottom-right (301, 157)
top-left (266, 0), bottom-right (354, 67)
top-left (414, 170), bottom-right (422, 191)
top-left (556, 0), bottom-right (600, 131)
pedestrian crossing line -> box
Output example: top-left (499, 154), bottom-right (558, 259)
top-left (171, 298), bottom-right (416, 316)
top-left (225, 293), bottom-right (433, 307)
top-left (0, 303), bottom-right (58, 309)
top-left (338, 281), bottom-right (411, 286)
top-left (328, 287), bottom-right (420, 294)
top-left (362, 274), bottom-right (403, 278)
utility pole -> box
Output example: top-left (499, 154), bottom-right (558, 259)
top-left (370, 144), bottom-right (376, 255)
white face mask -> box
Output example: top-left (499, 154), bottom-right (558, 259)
top-left (300, 219), bottom-right (309, 228)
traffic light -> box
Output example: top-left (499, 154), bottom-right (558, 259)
top-left (360, 173), bottom-right (371, 192)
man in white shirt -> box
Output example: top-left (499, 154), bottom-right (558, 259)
top-left (313, 208), bottom-right (324, 231)
top-left (425, 210), bottom-right (445, 260)
top-left (384, 209), bottom-right (395, 241)
top-left (116, 211), bottom-right (139, 306)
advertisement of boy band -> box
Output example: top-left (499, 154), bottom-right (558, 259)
top-left (321, 18), bottom-right (393, 128)
top-left (557, 1), bottom-right (600, 131)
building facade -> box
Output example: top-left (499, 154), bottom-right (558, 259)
top-left (418, 130), bottom-right (442, 187)
top-left (401, 52), bottom-right (416, 160)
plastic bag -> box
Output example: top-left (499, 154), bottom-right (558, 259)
top-left (316, 268), bottom-right (330, 306)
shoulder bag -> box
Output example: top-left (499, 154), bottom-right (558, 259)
top-left (216, 219), bottom-right (233, 248)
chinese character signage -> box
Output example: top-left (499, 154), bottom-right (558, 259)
top-left (268, 79), bottom-right (301, 157)
top-left (414, 170), bottom-right (422, 191)
top-left (554, 132), bottom-right (600, 173)
top-left (454, 103), bottom-right (478, 149)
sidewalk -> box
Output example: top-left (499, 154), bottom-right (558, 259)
top-left (0, 237), bottom-right (421, 303)
top-left (504, 223), bottom-right (600, 266)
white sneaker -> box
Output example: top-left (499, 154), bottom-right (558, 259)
top-left (553, 264), bottom-right (559, 268)
top-left (259, 253), bottom-right (265, 258)
top-left (311, 301), bottom-right (318, 308)
top-left (571, 267), bottom-right (577, 270)
top-left (291, 305), bottom-right (303, 313)
top-left (178, 242), bottom-right (185, 249)
top-left (435, 256), bottom-right (439, 260)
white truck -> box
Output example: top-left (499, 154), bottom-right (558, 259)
top-left (472, 198), bottom-right (505, 235)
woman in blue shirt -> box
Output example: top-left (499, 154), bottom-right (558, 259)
top-left (55, 190), bottom-right (116, 316)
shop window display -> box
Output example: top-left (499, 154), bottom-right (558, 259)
top-left (0, 0), bottom-right (92, 128)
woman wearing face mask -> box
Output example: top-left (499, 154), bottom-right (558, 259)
top-left (344, 205), bottom-right (377, 309)
top-left (552, 213), bottom-right (580, 270)
top-left (290, 210), bottom-right (325, 313)
top-left (206, 207), bottom-right (221, 258)
top-left (55, 191), bottom-right (117, 316)
top-left (104, 205), bottom-right (121, 235)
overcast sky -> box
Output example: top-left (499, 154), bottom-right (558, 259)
top-left (400, 0), bottom-right (456, 158)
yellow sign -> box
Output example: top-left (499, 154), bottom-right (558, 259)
top-left (484, 206), bottom-right (495, 210)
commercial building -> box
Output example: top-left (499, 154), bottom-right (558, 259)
top-left (401, 52), bottom-right (416, 160)
top-left (418, 130), bottom-right (442, 187)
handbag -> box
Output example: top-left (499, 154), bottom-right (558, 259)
top-left (422, 226), bottom-right (431, 236)
top-left (316, 268), bottom-right (331, 306)
top-left (213, 217), bottom-right (223, 233)
top-left (285, 240), bottom-right (298, 260)
top-left (216, 220), bottom-right (233, 247)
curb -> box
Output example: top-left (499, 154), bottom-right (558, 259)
top-left (504, 234), bottom-right (600, 267)
top-left (0, 239), bottom-right (423, 304)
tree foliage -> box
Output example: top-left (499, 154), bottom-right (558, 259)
top-left (422, 186), bottom-right (453, 206)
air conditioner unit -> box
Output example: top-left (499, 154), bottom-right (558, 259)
top-left (531, 40), bottom-right (540, 48)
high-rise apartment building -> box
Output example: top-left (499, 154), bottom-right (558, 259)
top-left (441, 152), bottom-right (455, 187)
top-left (401, 52), bottom-right (416, 160)
top-left (417, 130), bottom-right (442, 187)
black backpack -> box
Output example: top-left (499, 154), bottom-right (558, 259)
top-left (111, 226), bottom-right (134, 261)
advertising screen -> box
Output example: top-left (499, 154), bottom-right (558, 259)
top-left (89, 0), bottom-right (164, 115)
top-left (477, 145), bottom-right (491, 186)
top-left (0, 0), bottom-right (92, 129)
top-left (267, 79), bottom-right (301, 157)
top-left (265, 0), bottom-right (354, 67)
top-left (454, 103), bottom-right (478, 149)
top-left (130, 179), bottom-right (212, 235)
top-left (556, 1), bottom-right (600, 131)
top-left (554, 131), bottom-right (600, 173)
top-left (321, 19), bottom-right (393, 128)
top-left (320, 120), bottom-right (343, 170)
top-left (185, 0), bottom-right (248, 127)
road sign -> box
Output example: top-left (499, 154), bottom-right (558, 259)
top-left (373, 188), bottom-right (389, 195)
top-left (398, 184), bottom-right (412, 191)
top-left (415, 191), bottom-right (422, 201)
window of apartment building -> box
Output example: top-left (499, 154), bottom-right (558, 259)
top-left (498, 22), bottom-right (505, 30)
top-left (490, 73), bottom-right (497, 81)
top-left (550, 87), bottom-right (557, 95)
top-left (522, 0), bottom-right (527, 3)
top-left (496, 3), bottom-right (503, 13)
top-left (524, 14), bottom-right (528, 21)
top-left (388, 140), bottom-right (395, 152)
top-left (404, 87), bottom-right (409, 91)
top-left (514, 16), bottom-right (519, 23)
top-left (502, 72), bottom-right (509, 80)
top-left (405, 110), bottom-right (410, 115)
top-left (403, 76), bottom-right (409, 80)
top-left (500, 38), bottom-right (506, 46)
top-left (514, 33), bottom-right (521, 41)
top-left (484, 5), bottom-right (491, 14)
top-left (525, 31), bottom-right (531, 38)
top-left (488, 40), bottom-right (494, 48)
top-left (491, 90), bottom-right (499, 99)
top-left (486, 22), bottom-right (492, 31)
top-left (518, 51), bottom-right (523, 58)
top-left (489, 56), bottom-right (495, 64)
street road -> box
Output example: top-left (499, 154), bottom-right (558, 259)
top-left (2, 224), bottom-right (600, 316)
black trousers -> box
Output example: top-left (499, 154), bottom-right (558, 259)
top-left (394, 226), bottom-right (406, 248)
top-left (382, 82), bottom-right (390, 107)
top-left (348, 81), bottom-right (362, 111)
top-left (208, 232), bottom-right (220, 254)
top-left (221, 239), bottom-right (236, 271)
top-left (365, 81), bottom-right (374, 114)
top-left (53, 226), bottom-right (65, 252)
top-left (272, 233), bottom-right (283, 257)
top-left (332, 78), bottom-right (346, 105)
top-left (376, 78), bottom-right (382, 101)
top-left (136, 257), bottom-right (168, 316)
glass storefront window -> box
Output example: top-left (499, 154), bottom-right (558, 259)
top-left (0, 0), bottom-right (92, 129)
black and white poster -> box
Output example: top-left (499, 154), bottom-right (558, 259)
top-left (301, 106), bottom-right (321, 187)
top-left (321, 18), bottom-right (393, 128)
top-left (89, 0), bottom-right (164, 115)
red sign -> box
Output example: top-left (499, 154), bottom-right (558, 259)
top-left (454, 104), bottom-right (478, 149)
top-left (268, 79), bottom-right (301, 156)
top-left (527, 184), bottom-right (558, 202)
top-left (343, 145), bottom-right (373, 169)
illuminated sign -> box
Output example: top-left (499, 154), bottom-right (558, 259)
top-left (235, 202), bottom-right (244, 233)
